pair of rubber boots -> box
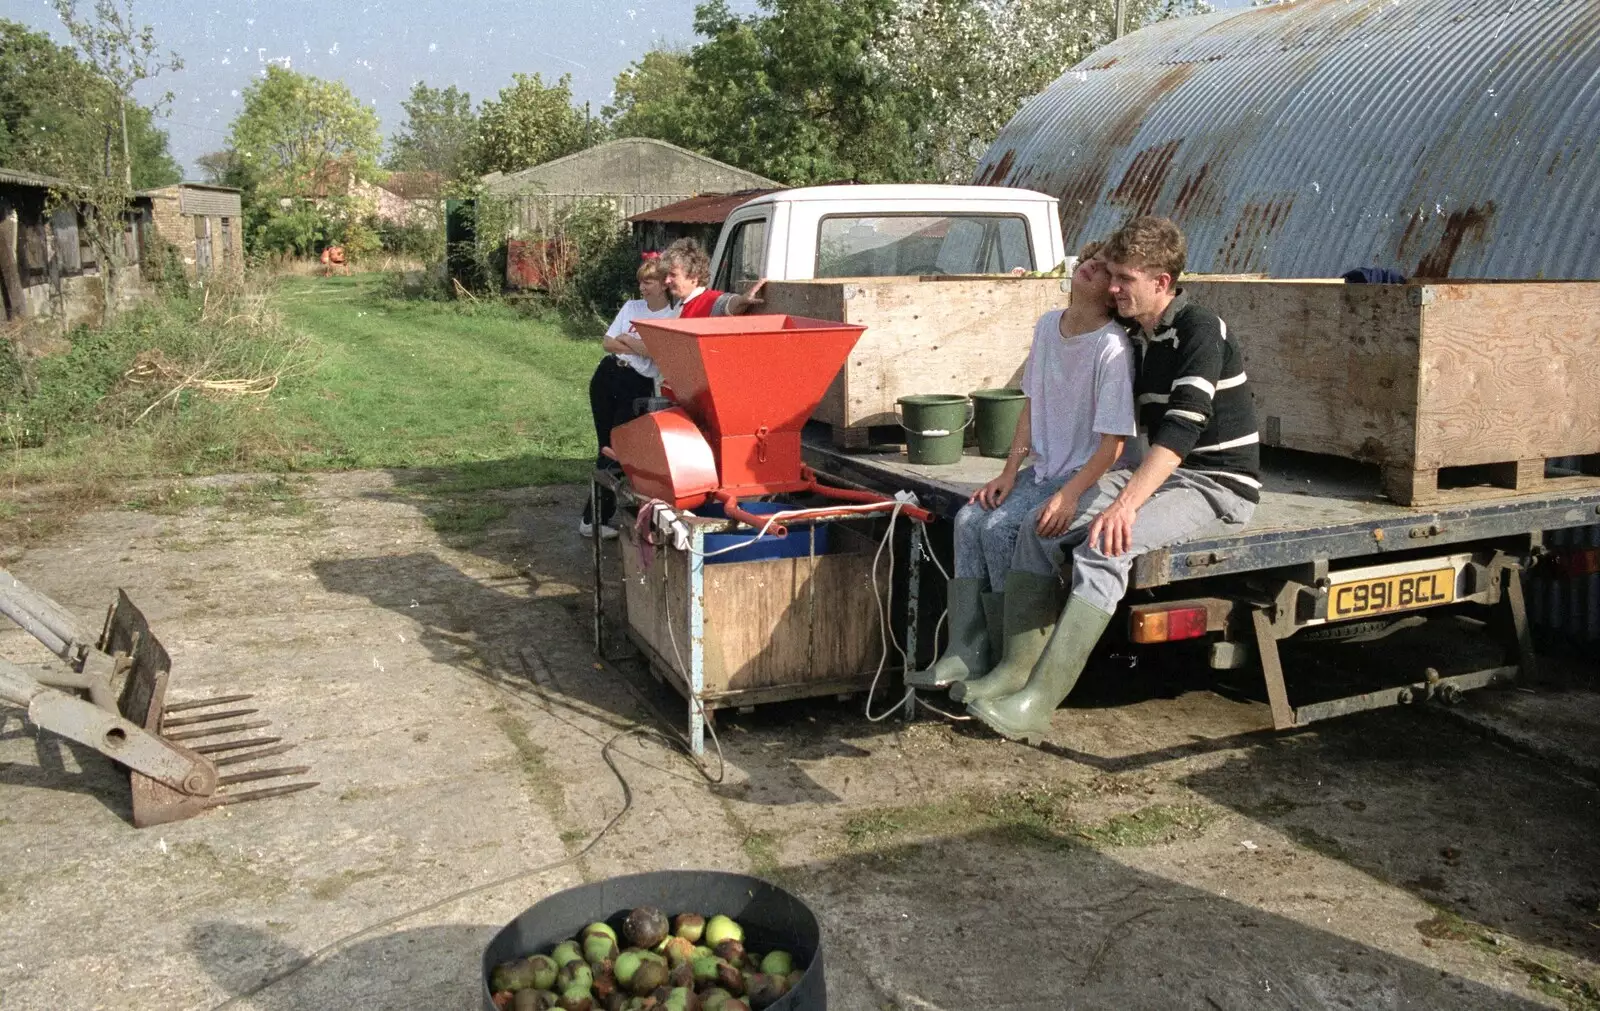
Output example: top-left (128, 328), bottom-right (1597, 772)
top-left (908, 571), bottom-right (1110, 745)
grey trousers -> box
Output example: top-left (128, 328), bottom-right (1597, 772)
top-left (1012, 468), bottom-right (1257, 614)
top-left (953, 467), bottom-right (1066, 592)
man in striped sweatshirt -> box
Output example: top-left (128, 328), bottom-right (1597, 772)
top-left (967, 216), bottom-right (1260, 744)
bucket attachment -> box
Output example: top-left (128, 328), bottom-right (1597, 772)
top-left (0, 569), bottom-right (317, 828)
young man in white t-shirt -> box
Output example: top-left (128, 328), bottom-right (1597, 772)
top-left (582, 255), bottom-right (678, 538)
top-left (908, 244), bottom-right (1138, 698)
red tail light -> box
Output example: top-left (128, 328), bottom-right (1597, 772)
top-left (1130, 605), bottom-right (1210, 644)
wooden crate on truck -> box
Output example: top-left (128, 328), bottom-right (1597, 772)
top-left (1184, 279), bottom-right (1600, 505)
top-left (762, 276), bottom-right (1070, 448)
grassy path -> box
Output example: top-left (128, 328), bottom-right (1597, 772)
top-left (274, 275), bottom-right (605, 486)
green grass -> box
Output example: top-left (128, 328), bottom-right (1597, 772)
top-left (840, 786), bottom-right (1220, 854)
top-left (2, 272), bottom-right (606, 550)
top-left (272, 275), bottom-right (602, 481)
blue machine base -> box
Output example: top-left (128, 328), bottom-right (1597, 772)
top-left (695, 500), bottom-right (831, 564)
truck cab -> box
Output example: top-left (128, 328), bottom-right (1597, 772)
top-left (707, 184), bottom-right (1068, 289)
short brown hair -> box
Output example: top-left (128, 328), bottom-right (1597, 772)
top-left (1076, 239), bottom-right (1106, 262)
top-left (1105, 216), bottom-right (1186, 280)
top-left (662, 238), bottom-right (710, 284)
top-left (636, 257), bottom-right (667, 283)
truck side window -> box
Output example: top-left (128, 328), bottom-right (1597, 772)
top-left (715, 218), bottom-right (767, 290)
top-left (816, 214), bottom-right (1034, 278)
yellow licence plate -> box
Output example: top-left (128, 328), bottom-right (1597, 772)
top-left (1329, 568), bottom-right (1455, 620)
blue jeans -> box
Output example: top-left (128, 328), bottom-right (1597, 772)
top-left (953, 468), bottom-right (1066, 592)
top-left (1011, 468), bottom-right (1256, 614)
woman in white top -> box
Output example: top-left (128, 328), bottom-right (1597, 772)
top-left (582, 254), bottom-right (678, 538)
top-left (908, 242), bottom-right (1138, 697)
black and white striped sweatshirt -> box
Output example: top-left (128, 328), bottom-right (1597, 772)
top-left (1133, 289), bottom-right (1262, 502)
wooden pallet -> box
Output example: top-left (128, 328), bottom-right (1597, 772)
top-left (1383, 454), bottom-right (1600, 506)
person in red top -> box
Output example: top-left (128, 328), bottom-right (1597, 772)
top-left (659, 238), bottom-right (766, 318)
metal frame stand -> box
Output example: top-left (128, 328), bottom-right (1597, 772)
top-left (588, 469), bottom-right (925, 754)
top-left (1251, 551), bottom-right (1533, 730)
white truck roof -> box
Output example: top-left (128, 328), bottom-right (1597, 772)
top-left (731, 183), bottom-right (1059, 211)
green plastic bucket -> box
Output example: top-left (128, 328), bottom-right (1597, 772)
top-left (898, 394), bottom-right (971, 466)
top-left (971, 387), bottom-right (1027, 458)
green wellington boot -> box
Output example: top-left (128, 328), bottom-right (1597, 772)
top-left (906, 578), bottom-right (990, 688)
top-left (949, 571), bottom-right (1059, 703)
top-left (982, 591), bottom-right (1004, 666)
top-left (967, 596), bottom-right (1114, 745)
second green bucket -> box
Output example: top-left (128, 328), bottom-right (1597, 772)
top-left (897, 394), bottom-right (970, 465)
top-left (971, 387), bottom-right (1027, 458)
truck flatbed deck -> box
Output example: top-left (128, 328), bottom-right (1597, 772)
top-left (803, 428), bottom-right (1600, 590)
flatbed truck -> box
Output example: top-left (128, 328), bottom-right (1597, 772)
top-left (802, 432), bottom-right (1600, 729)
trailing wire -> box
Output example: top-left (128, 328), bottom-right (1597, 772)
top-left (208, 629), bottom-right (725, 1010)
top-left (864, 501), bottom-right (916, 722)
top-left (211, 494), bottom-right (931, 1007)
top-left (208, 726), bottom-right (654, 1011)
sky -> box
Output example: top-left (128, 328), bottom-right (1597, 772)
top-left (0, 0), bottom-right (758, 175)
top-left (1, 0), bottom-right (1246, 178)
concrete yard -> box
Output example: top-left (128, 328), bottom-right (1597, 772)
top-left (2, 471), bottom-right (1597, 1010)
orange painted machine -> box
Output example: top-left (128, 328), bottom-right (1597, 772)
top-left (608, 315), bottom-right (932, 533)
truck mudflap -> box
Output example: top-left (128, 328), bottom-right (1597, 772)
top-left (1125, 549), bottom-right (1536, 731)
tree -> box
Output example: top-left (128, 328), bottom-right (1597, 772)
top-left (872, 0), bottom-right (1212, 181)
top-left (606, 0), bottom-right (1209, 186)
top-left (52, 0), bottom-right (182, 189)
top-left (697, 0), bottom-right (921, 184)
top-left (228, 65), bottom-right (382, 197)
top-left (386, 81), bottom-right (477, 180)
top-left (471, 72), bottom-right (589, 177)
top-left (195, 149), bottom-right (247, 187)
top-left (603, 49), bottom-right (697, 144)
top-left (0, 18), bottom-right (179, 187)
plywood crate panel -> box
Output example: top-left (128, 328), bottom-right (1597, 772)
top-left (618, 520), bottom-right (888, 706)
top-left (763, 277), bottom-right (1072, 432)
top-left (1183, 280), bottom-right (1600, 505)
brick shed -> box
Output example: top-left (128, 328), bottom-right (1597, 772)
top-left (1, 166), bottom-right (145, 326)
top-left (137, 182), bottom-right (244, 277)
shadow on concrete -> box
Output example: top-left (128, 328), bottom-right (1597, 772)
top-left (786, 825), bottom-right (1549, 1009)
top-left (189, 919), bottom-right (493, 1010)
top-left (0, 708), bottom-right (136, 822)
top-left (307, 545), bottom-right (872, 806)
top-left (1179, 708), bottom-right (1600, 965)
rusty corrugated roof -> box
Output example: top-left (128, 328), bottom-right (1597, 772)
top-left (976, 0), bottom-right (1600, 279)
top-left (627, 189), bottom-right (786, 224)
top-left (0, 167), bottom-right (74, 190)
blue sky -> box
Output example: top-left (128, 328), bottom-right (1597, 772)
top-left (1, 0), bottom-right (1243, 176)
top-left (1, 0), bottom-right (756, 174)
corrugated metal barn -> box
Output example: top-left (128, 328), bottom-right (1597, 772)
top-left (483, 138), bottom-right (778, 236)
top-left (975, 0), bottom-right (1600, 279)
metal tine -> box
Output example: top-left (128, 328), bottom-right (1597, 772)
top-left (209, 781), bottom-right (319, 806)
top-left (213, 744), bottom-right (296, 767)
top-left (164, 719), bottom-right (271, 741)
top-left (163, 694), bottom-right (254, 714)
top-left (191, 736), bottom-right (282, 755)
top-left (161, 707), bottom-right (259, 728)
top-left (217, 765), bottom-right (311, 787)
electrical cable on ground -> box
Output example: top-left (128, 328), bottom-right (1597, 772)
top-left (210, 491), bottom-right (928, 1008)
top-left (208, 632), bottom-right (725, 1010)
top-left (208, 725), bottom-right (660, 1010)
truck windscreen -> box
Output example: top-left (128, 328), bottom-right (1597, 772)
top-left (815, 214), bottom-right (1034, 278)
